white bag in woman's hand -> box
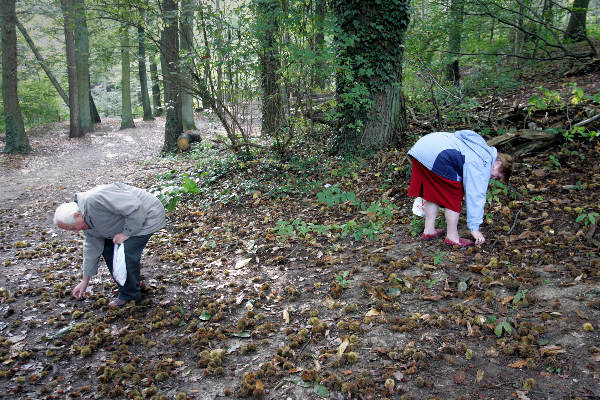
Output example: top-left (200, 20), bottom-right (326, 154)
top-left (112, 244), bottom-right (127, 286)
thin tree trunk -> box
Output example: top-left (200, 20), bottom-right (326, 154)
top-left (180, 0), bottom-right (197, 129)
top-left (445, 0), bottom-right (464, 84)
top-left (149, 60), bottom-right (163, 116)
top-left (161, 0), bottom-right (183, 152)
top-left (137, 13), bottom-right (154, 121)
top-left (314, 0), bottom-right (327, 89)
top-left (255, 0), bottom-right (282, 139)
top-left (15, 18), bottom-right (69, 106)
top-left (60, 0), bottom-right (83, 138)
top-left (73, 0), bottom-right (92, 132)
top-left (120, 23), bottom-right (135, 129)
top-left (89, 82), bottom-right (100, 123)
top-left (2, 0), bottom-right (30, 153)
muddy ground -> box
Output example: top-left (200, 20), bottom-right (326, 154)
top-left (0, 92), bottom-right (599, 400)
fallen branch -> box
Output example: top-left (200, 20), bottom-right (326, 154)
top-left (574, 114), bottom-right (600, 127)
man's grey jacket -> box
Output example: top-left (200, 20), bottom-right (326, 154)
top-left (74, 182), bottom-right (166, 276)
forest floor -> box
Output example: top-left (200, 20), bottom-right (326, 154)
top-left (1, 66), bottom-right (599, 400)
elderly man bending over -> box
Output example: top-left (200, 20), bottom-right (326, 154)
top-left (54, 183), bottom-right (166, 307)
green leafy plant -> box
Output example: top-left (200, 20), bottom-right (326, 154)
top-left (408, 216), bottom-right (424, 237)
top-left (487, 179), bottom-right (508, 204)
top-left (494, 319), bottom-right (512, 337)
top-left (513, 289), bottom-right (528, 305)
top-left (548, 154), bottom-right (561, 169)
top-left (576, 210), bottom-right (599, 227)
top-left (433, 250), bottom-right (445, 266)
top-left (335, 271), bottom-right (353, 288)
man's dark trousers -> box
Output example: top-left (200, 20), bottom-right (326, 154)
top-left (102, 234), bottom-right (152, 301)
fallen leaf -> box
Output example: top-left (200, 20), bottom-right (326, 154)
top-left (365, 308), bottom-right (381, 317)
top-left (283, 309), bottom-right (290, 324)
top-left (476, 369), bottom-right (484, 382)
top-left (454, 370), bottom-right (466, 384)
top-left (337, 338), bottom-right (349, 360)
top-left (540, 345), bottom-right (566, 355)
top-left (235, 258), bottom-right (252, 269)
top-left (508, 359), bottom-right (528, 368)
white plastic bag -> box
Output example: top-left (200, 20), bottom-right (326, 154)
top-left (112, 244), bottom-right (127, 286)
top-left (412, 197), bottom-right (426, 216)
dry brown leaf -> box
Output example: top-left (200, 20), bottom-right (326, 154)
top-left (508, 359), bottom-right (528, 368)
top-left (476, 369), bottom-right (484, 382)
top-left (540, 345), bottom-right (566, 355)
top-left (454, 370), bottom-right (466, 384)
top-left (337, 338), bottom-right (349, 360)
top-left (283, 309), bottom-right (290, 324)
top-left (365, 308), bottom-right (381, 317)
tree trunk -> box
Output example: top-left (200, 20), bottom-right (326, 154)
top-left (445, 0), bottom-right (464, 84)
top-left (2, 0), bottom-right (30, 153)
top-left (161, 0), bottom-right (183, 153)
top-left (513, 3), bottom-right (524, 58)
top-left (313, 0), bottom-right (327, 89)
top-left (73, 0), bottom-right (92, 132)
top-left (565, 0), bottom-right (590, 42)
top-left (149, 61), bottom-right (163, 116)
top-left (255, 0), bottom-right (282, 138)
top-left (138, 12), bottom-right (154, 121)
top-left (120, 23), bottom-right (135, 129)
top-left (60, 0), bottom-right (83, 138)
top-left (89, 85), bottom-right (101, 123)
top-left (15, 17), bottom-right (69, 107)
top-left (333, 0), bottom-right (410, 152)
top-left (180, 0), bottom-right (197, 130)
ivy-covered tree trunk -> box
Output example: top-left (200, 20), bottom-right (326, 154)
top-left (73, 0), bottom-right (92, 132)
top-left (161, 0), bottom-right (183, 153)
top-left (180, 0), bottom-right (197, 130)
top-left (120, 24), bottom-right (135, 129)
top-left (564, 0), bottom-right (590, 42)
top-left (2, 0), bottom-right (30, 153)
top-left (254, 0), bottom-right (282, 139)
top-left (445, 0), bottom-right (464, 84)
top-left (138, 13), bottom-right (154, 121)
top-left (60, 0), bottom-right (83, 138)
top-left (149, 61), bottom-right (163, 116)
top-left (333, 0), bottom-right (410, 152)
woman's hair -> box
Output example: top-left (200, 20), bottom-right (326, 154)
top-left (497, 153), bottom-right (514, 182)
top-left (53, 202), bottom-right (81, 225)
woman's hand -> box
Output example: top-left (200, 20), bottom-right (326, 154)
top-left (471, 230), bottom-right (485, 245)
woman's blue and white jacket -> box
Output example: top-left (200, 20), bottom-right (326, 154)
top-left (408, 130), bottom-right (498, 232)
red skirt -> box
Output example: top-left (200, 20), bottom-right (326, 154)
top-left (408, 158), bottom-right (463, 213)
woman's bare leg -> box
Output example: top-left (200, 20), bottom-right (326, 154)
top-left (445, 208), bottom-right (460, 242)
top-left (423, 201), bottom-right (440, 235)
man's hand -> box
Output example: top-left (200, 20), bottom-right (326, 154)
top-left (470, 230), bottom-right (485, 245)
top-left (72, 276), bottom-right (91, 299)
top-left (113, 233), bottom-right (130, 244)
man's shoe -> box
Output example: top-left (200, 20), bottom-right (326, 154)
top-left (108, 298), bottom-right (128, 308)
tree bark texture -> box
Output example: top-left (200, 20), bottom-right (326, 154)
top-left (137, 19), bottom-right (154, 121)
top-left (565, 0), bottom-right (590, 42)
top-left (2, 0), bottom-right (30, 153)
top-left (255, 0), bottom-right (282, 138)
top-left (180, 0), bottom-right (197, 130)
top-left (73, 0), bottom-right (92, 132)
top-left (120, 24), bottom-right (135, 129)
top-left (60, 0), bottom-right (83, 138)
top-left (161, 0), bottom-right (183, 153)
top-left (149, 61), bottom-right (163, 116)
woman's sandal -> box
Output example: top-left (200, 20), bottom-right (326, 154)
top-left (422, 228), bottom-right (444, 241)
top-left (444, 237), bottom-right (474, 247)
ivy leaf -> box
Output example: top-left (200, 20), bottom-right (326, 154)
top-left (199, 311), bottom-right (212, 321)
top-left (314, 383), bottom-right (330, 398)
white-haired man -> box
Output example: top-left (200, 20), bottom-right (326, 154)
top-left (54, 183), bottom-right (166, 307)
